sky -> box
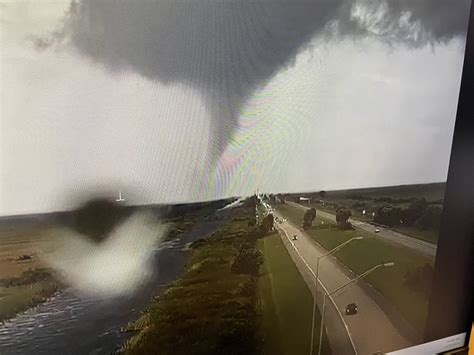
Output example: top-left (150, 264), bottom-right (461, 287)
top-left (1, 0), bottom-right (471, 215)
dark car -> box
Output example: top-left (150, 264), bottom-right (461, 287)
top-left (345, 303), bottom-right (358, 315)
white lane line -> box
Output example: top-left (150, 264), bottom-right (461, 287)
top-left (292, 202), bottom-right (436, 256)
top-left (277, 223), bottom-right (358, 355)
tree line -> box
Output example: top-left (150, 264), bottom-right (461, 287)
top-left (374, 198), bottom-right (442, 230)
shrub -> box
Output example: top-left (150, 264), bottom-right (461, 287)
top-left (374, 205), bottom-right (403, 227)
top-left (402, 198), bottom-right (428, 226)
top-left (302, 208), bottom-right (316, 230)
top-left (231, 247), bottom-right (263, 276)
top-left (336, 207), bottom-right (352, 230)
top-left (0, 268), bottom-right (53, 288)
top-left (259, 214), bottom-right (274, 235)
top-left (416, 205), bottom-right (443, 231)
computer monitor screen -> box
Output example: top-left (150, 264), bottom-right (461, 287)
top-left (1, 1), bottom-right (473, 354)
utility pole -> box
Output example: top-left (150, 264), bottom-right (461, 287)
top-left (309, 237), bottom-right (363, 355)
top-left (316, 262), bottom-right (395, 355)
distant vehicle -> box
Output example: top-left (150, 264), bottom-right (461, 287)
top-left (374, 228), bottom-right (380, 233)
top-left (345, 303), bottom-right (358, 315)
top-left (292, 235), bottom-right (298, 241)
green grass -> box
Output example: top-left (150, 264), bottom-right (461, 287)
top-left (289, 182), bottom-right (445, 201)
top-left (0, 207), bottom-right (212, 323)
top-left (298, 202), bottom-right (439, 245)
top-left (282, 182), bottom-right (445, 245)
top-left (276, 204), bottom-right (432, 333)
top-left (0, 280), bottom-right (59, 321)
top-left (0, 268), bottom-right (60, 322)
top-left (277, 204), bottom-right (334, 229)
top-left (122, 207), bottom-right (263, 355)
top-left (392, 226), bottom-right (438, 244)
top-left (257, 233), bottom-right (331, 355)
top-left (276, 204), bottom-right (305, 227)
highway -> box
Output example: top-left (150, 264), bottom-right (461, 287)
top-left (290, 202), bottom-right (437, 258)
top-left (273, 209), bottom-right (412, 354)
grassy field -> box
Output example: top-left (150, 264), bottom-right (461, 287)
top-left (0, 231), bottom-right (54, 278)
top-left (123, 202), bottom-right (331, 354)
top-left (284, 182), bottom-right (445, 201)
top-left (0, 279), bottom-right (59, 321)
top-left (257, 232), bottom-right (331, 355)
top-left (282, 182), bottom-right (445, 244)
top-left (391, 226), bottom-right (438, 244)
top-left (0, 229), bottom-right (61, 321)
top-left (315, 204), bottom-right (439, 244)
top-left (122, 206), bottom-right (263, 354)
top-left (277, 204), bottom-right (334, 229)
top-left (290, 200), bottom-right (440, 244)
top-left (276, 203), bottom-right (432, 333)
top-left (0, 205), bottom-right (223, 323)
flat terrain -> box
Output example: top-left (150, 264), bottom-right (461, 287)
top-left (276, 203), bottom-right (432, 335)
top-left (318, 205), bottom-right (439, 245)
top-left (292, 203), bottom-right (437, 257)
top-left (122, 206), bottom-right (263, 354)
top-left (273, 208), bottom-right (411, 354)
top-left (0, 231), bottom-right (53, 278)
top-left (257, 232), bottom-right (330, 355)
top-left (282, 182), bottom-right (445, 244)
top-left (0, 229), bottom-right (59, 321)
top-left (391, 226), bottom-right (438, 244)
top-left (290, 183), bottom-right (445, 201)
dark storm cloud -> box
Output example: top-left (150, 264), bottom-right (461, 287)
top-left (61, 0), bottom-right (470, 159)
top-left (335, 0), bottom-right (471, 45)
top-left (377, 0), bottom-right (471, 42)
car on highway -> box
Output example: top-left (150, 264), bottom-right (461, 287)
top-left (345, 303), bottom-right (358, 315)
top-left (374, 228), bottom-right (380, 233)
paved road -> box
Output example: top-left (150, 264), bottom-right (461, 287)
top-left (273, 210), bottom-right (412, 355)
top-left (290, 202), bottom-right (437, 258)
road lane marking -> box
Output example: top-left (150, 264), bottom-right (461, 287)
top-left (291, 202), bottom-right (436, 257)
top-left (276, 222), bottom-right (358, 355)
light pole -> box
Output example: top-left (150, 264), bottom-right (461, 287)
top-left (314, 237), bottom-right (364, 293)
top-left (316, 262), bottom-right (395, 355)
top-left (309, 237), bottom-right (363, 355)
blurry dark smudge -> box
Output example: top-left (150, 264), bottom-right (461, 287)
top-left (46, 197), bottom-right (167, 298)
top-left (66, 198), bottom-right (130, 243)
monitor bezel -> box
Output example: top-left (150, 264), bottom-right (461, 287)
top-left (424, 0), bottom-right (474, 349)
